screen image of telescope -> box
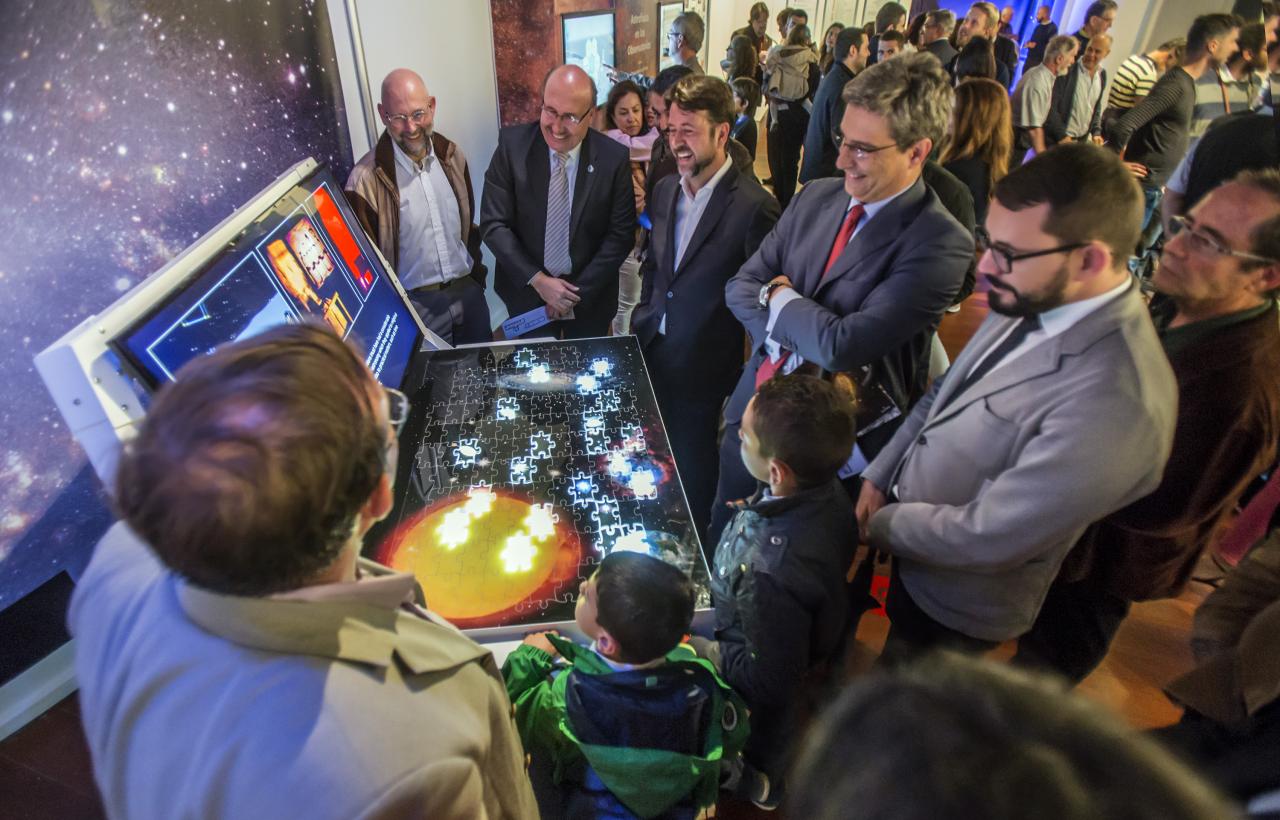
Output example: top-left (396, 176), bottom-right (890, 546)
top-left (366, 337), bottom-right (709, 630)
top-left (113, 169), bottom-right (418, 389)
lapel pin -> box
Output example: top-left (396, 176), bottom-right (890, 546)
top-left (588, 164), bottom-right (594, 173)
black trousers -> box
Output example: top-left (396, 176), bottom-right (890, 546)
top-left (767, 104), bottom-right (809, 210)
top-left (879, 560), bottom-right (998, 667)
top-left (1012, 572), bottom-right (1132, 684)
top-left (406, 276), bottom-right (492, 346)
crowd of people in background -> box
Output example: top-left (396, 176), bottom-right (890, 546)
top-left (67, 2), bottom-right (1280, 818)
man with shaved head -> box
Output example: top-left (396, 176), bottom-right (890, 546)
top-left (345, 68), bottom-right (491, 345)
top-left (481, 64), bottom-right (634, 338)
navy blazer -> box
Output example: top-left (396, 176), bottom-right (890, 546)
top-left (632, 163), bottom-right (780, 402)
top-left (724, 176), bottom-right (972, 453)
top-left (800, 61), bottom-right (855, 184)
top-left (480, 123), bottom-right (635, 336)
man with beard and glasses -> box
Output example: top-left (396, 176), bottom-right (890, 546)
top-left (346, 69), bottom-right (491, 344)
top-left (855, 144), bottom-right (1177, 665)
top-left (631, 75), bottom-right (780, 544)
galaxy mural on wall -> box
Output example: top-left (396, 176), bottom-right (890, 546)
top-left (0, 0), bottom-right (353, 611)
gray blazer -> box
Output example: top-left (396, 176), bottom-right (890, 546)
top-left (862, 282), bottom-right (1177, 642)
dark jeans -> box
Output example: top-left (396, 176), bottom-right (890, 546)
top-left (1011, 572), bottom-right (1132, 684)
top-left (767, 104), bottom-right (809, 210)
top-left (406, 276), bottom-right (492, 346)
top-left (879, 560), bottom-right (998, 667)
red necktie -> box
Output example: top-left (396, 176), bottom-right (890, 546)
top-left (756, 204), bottom-right (865, 388)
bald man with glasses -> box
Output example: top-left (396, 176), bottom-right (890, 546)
top-left (481, 64), bottom-right (635, 338)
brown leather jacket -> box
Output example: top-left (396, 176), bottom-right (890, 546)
top-left (344, 130), bottom-right (486, 286)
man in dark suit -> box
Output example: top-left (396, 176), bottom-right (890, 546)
top-left (800, 27), bottom-right (869, 184)
top-left (920, 10), bottom-right (959, 68)
top-left (632, 76), bottom-right (781, 544)
top-left (1045, 34), bottom-right (1111, 144)
top-left (708, 53), bottom-right (973, 544)
top-left (480, 65), bottom-right (635, 338)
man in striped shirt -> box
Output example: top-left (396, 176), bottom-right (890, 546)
top-left (1106, 38), bottom-right (1186, 112)
top-left (1190, 21), bottom-right (1266, 139)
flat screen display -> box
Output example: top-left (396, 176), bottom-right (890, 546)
top-left (365, 336), bottom-right (709, 630)
top-left (112, 166), bottom-right (421, 390)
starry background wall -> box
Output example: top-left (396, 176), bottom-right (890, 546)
top-left (0, 0), bottom-right (353, 621)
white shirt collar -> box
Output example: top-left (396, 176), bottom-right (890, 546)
top-left (680, 153), bottom-right (733, 202)
top-left (549, 140), bottom-right (584, 169)
top-left (391, 134), bottom-right (434, 175)
top-left (1037, 278), bottom-right (1131, 338)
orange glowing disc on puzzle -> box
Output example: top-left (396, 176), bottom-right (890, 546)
top-left (373, 489), bottom-right (583, 629)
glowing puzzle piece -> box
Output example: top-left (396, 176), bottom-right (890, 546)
top-left (585, 429), bottom-right (609, 456)
top-left (606, 449), bottom-right (633, 478)
top-left (452, 438), bottom-right (481, 468)
top-left (464, 484), bottom-right (495, 518)
top-left (529, 430), bottom-right (556, 460)
top-left (568, 472), bottom-right (598, 506)
top-left (500, 533), bottom-right (538, 573)
top-left (529, 364), bottom-right (550, 384)
top-left (620, 424), bottom-right (646, 453)
top-left (436, 507), bottom-right (472, 551)
top-left (590, 497), bottom-right (623, 538)
top-left (576, 374), bottom-right (599, 394)
top-left (590, 358), bottom-right (612, 378)
top-left (627, 468), bottom-right (658, 500)
top-left (609, 524), bottom-right (650, 555)
top-left (509, 456), bottom-right (535, 485)
top-left (496, 397), bottom-right (519, 421)
top-left (524, 503), bottom-right (558, 541)
top-left (584, 415), bottom-right (605, 432)
top-left (588, 389), bottom-right (621, 413)
top-left (513, 348), bottom-right (535, 368)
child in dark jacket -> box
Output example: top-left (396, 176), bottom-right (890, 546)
top-left (691, 374), bottom-right (858, 805)
top-left (503, 551), bottom-right (749, 819)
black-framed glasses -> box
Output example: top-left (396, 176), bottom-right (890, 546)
top-left (385, 109), bottom-right (429, 127)
top-left (832, 130), bottom-right (899, 158)
top-left (384, 386), bottom-right (411, 436)
top-left (975, 227), bottom-right (1089, 275)
top-left (540, 105), bottom-right (592, 128)
top-left (1168, 215), bottom-right (1278, 265)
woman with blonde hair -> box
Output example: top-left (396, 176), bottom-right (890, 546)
top-left (940, 77), bottom-right (1012, 227)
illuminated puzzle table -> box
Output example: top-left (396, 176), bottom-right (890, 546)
top-left (363, 336), bottom-right (710, 638)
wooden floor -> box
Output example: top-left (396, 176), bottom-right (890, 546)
top-left (0, 143), bottom-right (1210, 819)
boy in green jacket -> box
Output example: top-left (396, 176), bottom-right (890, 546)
top-left (502, 551), bottom-right (749, 819)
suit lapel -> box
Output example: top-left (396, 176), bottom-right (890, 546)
top-left (570, 135), bottom-right (598, 237)
top-left (527, 129), bottom-right (551, 260)
top-left (814, 178), bottom-right (926, 300)
top-left (662, 177), bottom-right (681, 283)
top-left (795, 186), bottom-right (851, 295)
top-left (674, 165), bottom-right (739, 280)
top-left (929, 334), bottom-right (1065, 426)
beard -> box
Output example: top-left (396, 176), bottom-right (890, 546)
top-left (393, 126), bottom-right (431, 156)
top-left (986, 263), bottom-right (1072, 317)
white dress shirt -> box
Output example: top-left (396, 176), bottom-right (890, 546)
top-left (391, 138), bottom-right (472, 290)
top-left (659, 155), bottom-right (734, 334)
top-left (1065, 64), bottom-right (1106, 139)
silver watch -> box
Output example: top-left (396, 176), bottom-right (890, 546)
top-left (758, 281), bottom-right (784, 309)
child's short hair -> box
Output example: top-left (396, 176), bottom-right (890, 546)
top-left (730, 77), bottom-right (761, 118)
top-left (594, 552), bottom-right (695, 664)
top-left (752, 374), bottom-right (857, 488)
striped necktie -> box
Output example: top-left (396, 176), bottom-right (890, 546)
top-left (544, 152), bottom-right (573, 277)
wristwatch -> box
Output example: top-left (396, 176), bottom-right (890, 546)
top-left (758, 281), bottom-right (787, 309)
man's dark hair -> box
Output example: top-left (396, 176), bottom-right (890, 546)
top-left (776, 7), bottom-right (794, 30)
top-left (751, 375), bottom-right (856, 488)
top-left (875, 2), bottom-right (908, 33)
top-left (1187, 13), bottom-right (1243, 56)
top-left (1236, 21), bottom-right (1267, 62)
top-left (652, 64), bottom-right (695, 98)
top-left (880, 30), bottom-right (906, 45)
top-left (789, 9), bottom-right (808, 25)
top-left (668, 75), bottom-right (736, 127)
top-left (604, 80), bottom-right (650, 133)
top-left (115, 323), bottom-right (386, 596)
top-left (748, 1), bottom-right (769, 23)
top-left (1231, 168), bottom-right (1280, 274)
top-left (730, 76), bottom-right (762, 118)
top-left (594, 552), bottom-right (695, 664)
top-left (995, 143), bottom-right (1142, 268)
top-left (1083, 0), bottom-right (1118, 26)
top-left (834, 26), bottom-right (867, 62)
top-left (789, 654), bottom-right (1234, 820)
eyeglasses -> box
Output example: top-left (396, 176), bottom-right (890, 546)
top-left (975, 227), bottom-right (1089, 275)
top-left (1168, 215), bottom-right (1278, 265)
top-left (384, 386), bottom-right (411, 436)
top-left (385, 109), bottom-right (429, 127)
top-left (832, 130), bottom-right (899, 159)
top-left (540, 105), bottom-right (592, 128)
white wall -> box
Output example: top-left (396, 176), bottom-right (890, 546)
top-left (327, 0), bottom-right (507, 323)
